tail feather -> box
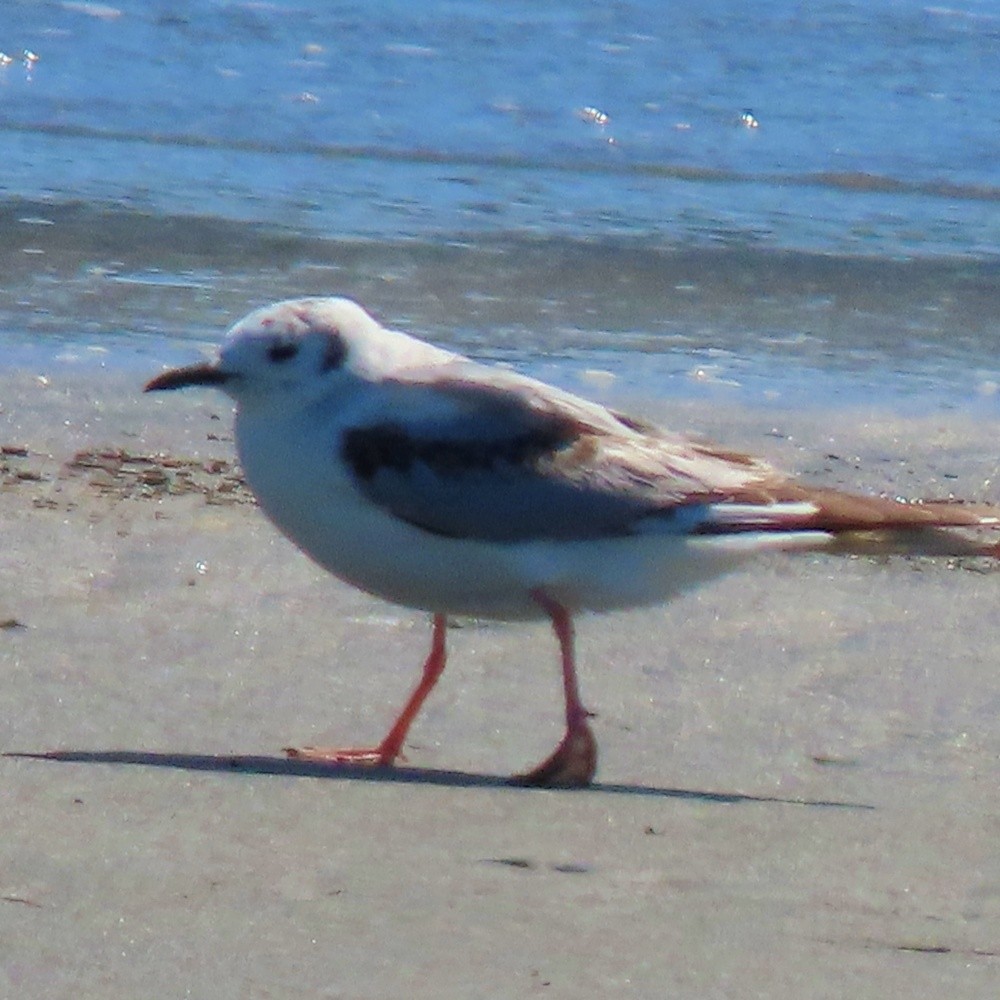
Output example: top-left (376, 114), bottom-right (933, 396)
top-left (823, 527), bottom-right (1000, 559)
top-left (701, 486), bottom-right (1000, 558)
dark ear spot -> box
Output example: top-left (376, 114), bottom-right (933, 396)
top-left (321, 331), bottom-right (347, 372)
top-left (267, 340), bottom-right (299, 363)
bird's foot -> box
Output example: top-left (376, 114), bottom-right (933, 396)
top-left (510, 716), bottom-right (598, 788)
top-left (283, 744), bottom-right (402, 768)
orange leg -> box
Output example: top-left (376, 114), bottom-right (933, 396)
top-left (285, 613), bottom-right (447, 767)
top-left (511, 591), bottom-right (598, 788)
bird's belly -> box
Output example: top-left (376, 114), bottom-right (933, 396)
top-left (263, 494), bottom-right (546, 618)
top-left (248, 475), bottom-right (774, 620)
top-left (239, 450), bottom-right (532, 616)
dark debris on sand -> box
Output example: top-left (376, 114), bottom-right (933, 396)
top-left (2, 444), bottom-right (255, 509)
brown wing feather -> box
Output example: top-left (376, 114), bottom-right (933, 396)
top-left (390, 361), bottom-right (999, 540)
top-left (545, 430), bottom-right (1000, 535)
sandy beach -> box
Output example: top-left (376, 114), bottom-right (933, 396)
top-left (3, 367), bottom-right (1000, 999)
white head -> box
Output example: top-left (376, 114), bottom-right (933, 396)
top-left (145, 297), bottom-right (453, 412)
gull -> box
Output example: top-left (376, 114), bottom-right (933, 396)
top-left (145, 297), bottom-right (1000, 787)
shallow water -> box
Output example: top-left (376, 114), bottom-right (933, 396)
top-left (2, 1), bottom-right (998, 410)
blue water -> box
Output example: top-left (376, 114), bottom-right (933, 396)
top-left (1, 0), bottom-right (999, 409)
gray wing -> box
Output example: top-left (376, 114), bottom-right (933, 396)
top-left (339, 361), bottom-right (781, 542)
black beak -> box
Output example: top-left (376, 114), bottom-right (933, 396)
top-left (144, 363), bottom-right (230, 392)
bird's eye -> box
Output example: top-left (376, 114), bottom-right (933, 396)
top-left (267, 341), bottom-right (299, 363)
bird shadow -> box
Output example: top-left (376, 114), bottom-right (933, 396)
top-left (3, 749), bottom-right (873, 810)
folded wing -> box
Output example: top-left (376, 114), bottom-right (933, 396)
top-left (340, 359), bottom-right (999, 546)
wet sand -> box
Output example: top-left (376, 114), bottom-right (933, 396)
top-left (3, 368), bottom-right (1000, 998)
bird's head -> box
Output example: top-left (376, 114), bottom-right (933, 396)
top-left (144, 297), bottom-right (391, 411)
